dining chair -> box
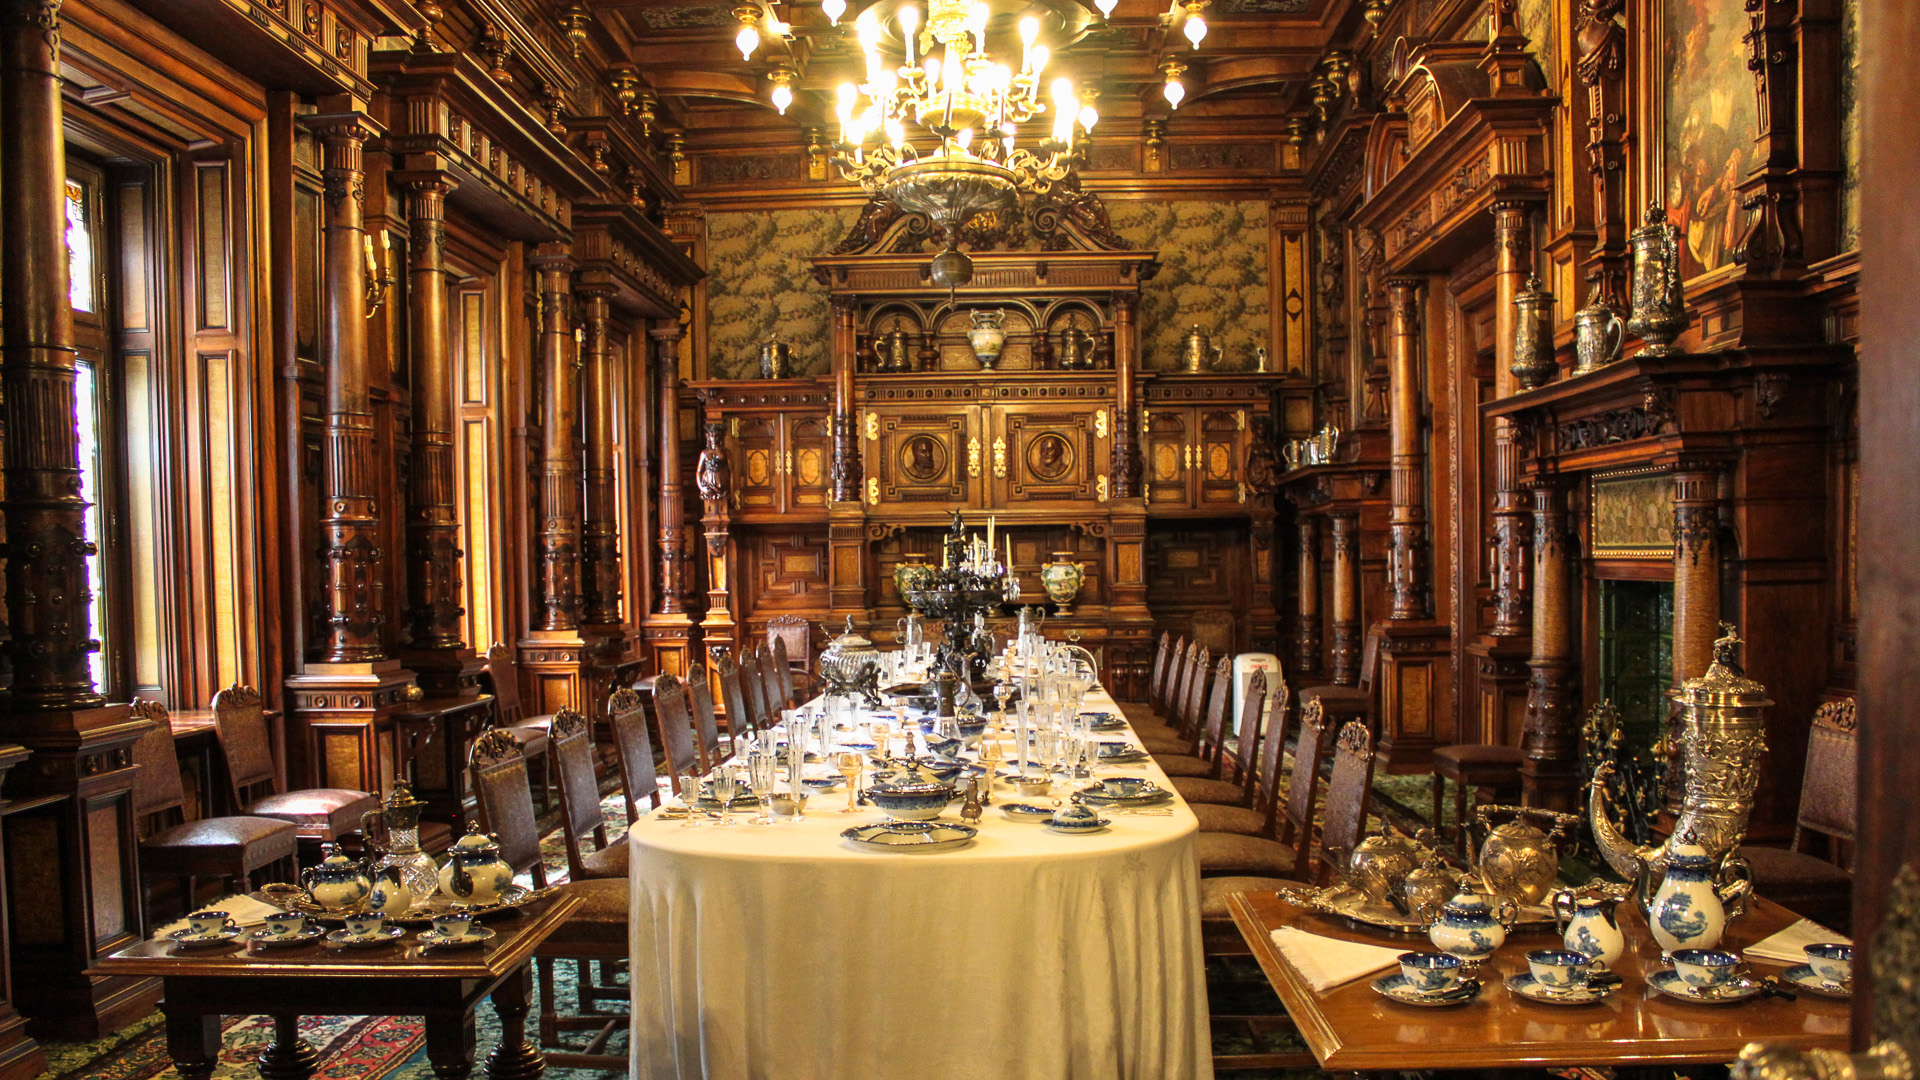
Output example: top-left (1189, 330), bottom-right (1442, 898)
top-left (210, 684), bottom-right (378, 846)
top-left (1194, 698), bottom-right (1331, 884)
top-left (483, 642), bottom-right (555, 813)
top-left (1150, 637), bottom-right (1189, 729)
top-left (1298, 623), bottom-right (1382, 739)
top-left (550, 708), bottom-right (628, 882)
top-left (1175, 676), bottom-right (1286, 811)
top-left (1742, 697), bottom-right (1857, 929)
top-left (766, 614), bottom-right (814, 696)
top-left (1179, 644), bottom-right (1214, 742)
top-left (1120, 632), bottom-right (1174, 730)
top-left (1154, 655), bottom-right (1234, 777)
top-left (130, 699), bottom-right (298, 924)
top-left (715, 652), bottom-right (752, 742)
top-left (739, 647), bottom-right (772, 733)
top-left (768, 635), bottom-right (797, 708)
top-left (652, 675), bottom-right (705, 784)
top-left (1314, 720), bottom-right (1379, 885)
top-left (684, 663), bottom-right (727, 768)
top-left (1139, 642), bottom-right (1204, 753)
top-left (469, 729), bottom-right (626, 1067)
top-left (608, 688), bottom-right (662, 825)
top-left (756, 641), bottom-right (789, 715)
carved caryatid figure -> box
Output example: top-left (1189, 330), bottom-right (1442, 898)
top-left (695, 421), bottom-right (730, 506)
top-left (1575, 0), bottom-right (1626, 86)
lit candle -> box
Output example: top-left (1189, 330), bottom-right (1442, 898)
top-left (1006, 533), bottom-right (1014, 577)
top-left (987, 515), bottom-right (995, 559)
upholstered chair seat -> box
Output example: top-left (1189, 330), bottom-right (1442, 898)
top-left (144, 812), bottom-right (300, 876)
top-left (1191, 803), bottom-right (1267, 837)
top-left (1196, 833), bottom-right (1298, 877)
top-left (1170, 776), bottom-right (1248, 805)
top-left (578, 841), bottom-right (630, 880)
top-left (246, 788), bottom-right (380, 842)
top-left (1153, 754), bottom-right (1213, 778)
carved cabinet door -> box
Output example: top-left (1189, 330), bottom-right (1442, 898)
top-left (989, 404), bottom-right (1107, 508)
top-left (783, 414), bottom-right (832, 513)
top-left (1193, 407), bottom-right (1252, 510)
top-left (1143, 407), bottom-right (1193, 508)
top-left (730, 413), bottom-right (783, 514)
top-left (864, 405), bottom-right (981, 510)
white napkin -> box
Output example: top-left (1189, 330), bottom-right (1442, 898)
top-left (1744, 918), bottom-right (1851, 964)
top-left (1269, 926), bottom-right (1407, 991)
top-left (151, 894), bottom-right (287, 939)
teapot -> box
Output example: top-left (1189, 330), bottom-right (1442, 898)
top-left (1474, 804), bottom-right (1580, 906)
top-left (300, 842), bottom-right (373, 913)
top-left (437, 822), bottom-right (516, 905)
top-left (367, 864), bottom-right (414, 916)
top-left (1180, 325), bottom-right (1223, 373)
top-left (1332, 824), bottom-right (1422, 906)
top-left (1401, 846), bottom-right (1458, 923)
top-left (1427, 886), bottom-right (1519, 966)
top-left (1552, 889), bottom-right (1626, 967)
top-left (1648, 835), bottom-right (1752, 957)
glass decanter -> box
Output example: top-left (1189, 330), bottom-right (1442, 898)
top-left (361, 782), bottom-right (439, 905)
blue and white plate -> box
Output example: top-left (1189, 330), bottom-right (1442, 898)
top-left (1783, 964), bottom-right (1851, 999)
top-left (1370, 973), bottom-right (1480, 1007)
top-left (325, 926), bottom-right (406, 948)
top-left (1046, 814), bottom-right (1111, 834)
top-left (168, 926), bottom-right (243, 948)
top-left (841, 821), bottom-right (978, 853)
top-left (420, 925), bottom-right (497, 950)
top-left (1647, 969), bottom-right (1765, 1004)
top-left (1000, 802), bottom-right (1056, 821)
top-left (802, 776), bottom-right (842, 791)
top-left (1095, 742), bottom-right (1149, 762)
top-left (247, 926), bottom-right (326, 949)
top-left (1504, 973), bottom-right (1612, 1005)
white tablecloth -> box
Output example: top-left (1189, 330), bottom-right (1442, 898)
top-left (628, 691), bottom-right (1213, 1080)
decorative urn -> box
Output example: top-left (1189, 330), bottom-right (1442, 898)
top-left (1474, 804), bottom-right (1580, 906)
top-left (301, 842), bottom-right (373, 912)
top-left (1333, 825), bottom-right (1421, 906)
top-left (893, 553), bottom-right (934, 605)
top-left (437, 823), bottom-right (516, 905)
top-left (1180, 325), bottom-right (1223, 373)
top-left (758, 332), bottom-right (791, 379)
top-left (1040, 552), bottom-right (1085, 617)
top-left (1058, 326), bottom-right (1095, 370)
top-left (968, 310), bottom-right (1007, 369)
top-left (882, 328), bottom-right (914, 373)
top-left (1402, 850), bottom-right (1458, 924)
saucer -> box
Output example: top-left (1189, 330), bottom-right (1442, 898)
top-left (1045, 815), bottom-right (1111, 834)
top-left (1783, 964), bottom-right (1852, 999)
top-left (801, 777), bottom-right (842, 791)
top-left (168, 926), bottom-right (242, 948)
top-left (1504, 973), bottom-right (1614, 1005)
top-left (247, 926), bottom-right (325, 949)
top-left (1370, 972), bottom-right (1480, 1007)
top-left (1000, 802), bottom-right (1056, 821)
top-left (325, 926), bottom-right (406, 948)
top-left (419, 926), bottom-right (497, 949)
top-left (1647, 969), bottom-right (1765, 1004)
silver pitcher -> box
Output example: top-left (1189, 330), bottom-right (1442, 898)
top-left (1626, 201), bottom-right (1689, 357)
top-left (1590, 622), bottom-right (1771, 913)
top-left (1572, 292), bottom-right (1624, 376)
top-left (1180, 325), bottom-right (1222, 373)
top-left (758, 333), bottom-right (791, 379)
top-left (1510, 275), bottom-right (1558, 390)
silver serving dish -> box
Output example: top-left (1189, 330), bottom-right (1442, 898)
top-left (841, 821), bottom-right (978, 852)
top-left (1274, 882), bottom-right (1563, 934)
top-left (260, 882), bottom-right (545, 926)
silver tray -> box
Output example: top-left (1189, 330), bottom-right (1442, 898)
top-left (258, 882), bottom-right (547, 926)
top-left (1271, 883), bottom-right (1564, 935)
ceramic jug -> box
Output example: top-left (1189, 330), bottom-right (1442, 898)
top-left (1427, 887), bottom-right (1519, 965)
top-left (1552, 890), bottom-right (1626, 967)
top-left (437, 823), bottom-right (516, 905)
top-left (301, 842), bottom-right (373, 912)
top-left (1649, 838), bottom-right (1752, 956)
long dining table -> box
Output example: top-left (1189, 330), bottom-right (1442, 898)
top-left (626, 683), bottom-right (1213, 1080)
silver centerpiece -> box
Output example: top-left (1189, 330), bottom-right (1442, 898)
top-left (818, 616), bottom-right (882, 706)
top-left (1590, 622), bottom-right (1771, 911)
top-left (1510, 274), bottom-right (1559, 390)
top-left (1626, 201), bottom-right (1689, 357)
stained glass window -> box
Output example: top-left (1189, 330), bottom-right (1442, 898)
top-left (65, 178), bottom-right (93, 313)
top-left (74, 359), bottom-right (106, 691)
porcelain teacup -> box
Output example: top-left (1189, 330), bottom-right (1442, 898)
top-left (1805, 942), bottom-right (1852, 986)
top-left (261, 912), bottom-right (307, 939)
top-left (1397, 951), bottom-right (1464, 996)
top-left (1525, 949), bottom-right (1594, 995)
top-left (430, 912), bottom-right (474, 941)
top-left (343, 912), bottom-right (386, 939)
top-left (186, 910), bottom-right (235, 938)
top-left (1671, 948), bottom-right (1742, 992)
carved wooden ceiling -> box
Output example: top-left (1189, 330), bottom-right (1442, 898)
top-left (583, 0), bottom-right (1356, 147)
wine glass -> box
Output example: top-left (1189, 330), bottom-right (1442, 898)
top-left (836, 752), bottom-right (865, 813)
top-left (676, 773), bottom-right (703, 828)
top-left (747, 751), bottom-right (777, 825)
top-left (711, 767), bottom-right (742, 827)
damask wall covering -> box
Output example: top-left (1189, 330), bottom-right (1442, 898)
top-left (701, 199), bottom-right (1270, 377)
top-left (1662, 0), bottom-right (1761, 277)
top-left (1840, 0), bottom-right (1860, 251)
top-left (705, 207), bottom-right (858, 379)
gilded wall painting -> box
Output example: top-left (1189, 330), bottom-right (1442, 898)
top-left (705, 208), bottom-right (859, 379)
top-left (1662, 0), bottom-right (1762, 278)
top-left (1108, 200), bottom-right (1270, 372)
top-left (1591, 471), bottom-right (1675, 557)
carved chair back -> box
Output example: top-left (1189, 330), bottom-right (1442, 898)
top-left (608, 687), bottom-right (661, 823)
top-left (549, 709), bottom-right (611, 880)
top-left (1225, 670), bottom-right (1271, 786)
top-left (757, 642), bottom-right (789, 715)
top-left (740, 647), bottom-right (771, 733)
top-left (1317, 720), bottom-right (1378, 885)
top-left (1279, 700), bottom-right (1331, 847)
top-left (1357, 625), bottom-right (1383, 694)
top-left (769, 636), bottom-right (796, 707)
top-left (485, 642), bottom-right (527, 726)
top-left (1161, 637), bottom-right (1190, 718)
top-left (715, 652), bottom-right (751, 739)
top-left (130, 699), bottom-right (187, 821)
top-left (1794, 698), bottom-right (1858, 859)
top-left (1145, 632), bottom-right (1172, 708)
top-left (1199, 656), bottom-right (1236, 772)
top-left (1180, 645), bottom-right (1212, 740)
top-left (767, 614), bottom-right (813, 675)
top-left (211, 684), bottom-right (281, 802)
top-left (468, 728), bottom-right (547, 888)
top-left (684, 664), bottom-right (724, 768)
top-left (652, 675), bottom-right (704, 781)
top-left (1248, 679), bottom-right (1293, 815)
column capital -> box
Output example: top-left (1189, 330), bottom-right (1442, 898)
top-left (650, 323), bottom-right (687, 344)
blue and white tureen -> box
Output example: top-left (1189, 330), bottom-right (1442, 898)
top-left (864, 760), bottom-right (955, 821)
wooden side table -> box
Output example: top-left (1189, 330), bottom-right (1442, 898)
top-left (89, 892), bottom-right (581, 1080)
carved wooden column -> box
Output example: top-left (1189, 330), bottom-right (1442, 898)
top-left (643, 323), bottom-right (696, 677)
top-left (1385, 278), bottom-right (1429, 620)
top-left (1104, 290), bottom-right (1150, 629)
top-left (1296, 515), bottom-right (1321, 677)
top-left (1576, 0), bottom-right (1630, 309)
top-left (827, 297), bottom-right (861, 504)
top-left (1111, 292), bottom-right (1142, 499)
top-left (1523, 478), bottom-right (1578, 810)
top-left (579, 286), bottom-right (622, 630)
top-left (1668, 464), bottom-right (1724, 805)
top-left (0, 0), bottom-right (152, 1037)
top-left (695, 420), bottom-right (736, 647)
top-left (398, 176), bottom-right (479, 696)
top-left (1330, 511), bottom-right (1361, 685)
top-left (1489, 202), bottom-right (1534, 635)
top-left (533, 246), bottom-right (581, 633)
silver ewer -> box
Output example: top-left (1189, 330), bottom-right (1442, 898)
top-left (1572, 291), bottom-right (1625, 377)
top-left (1510, 274), bottom-right (1558, 390)
top-left (1626, 201), bottom-right (1689, 357)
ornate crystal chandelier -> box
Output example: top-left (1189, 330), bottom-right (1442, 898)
top-left (832, 0), bottom-right (1094, 286)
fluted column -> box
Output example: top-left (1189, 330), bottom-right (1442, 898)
top-left (1330, 511), bottom-right (1360, 685)
top-left (1523, 479), bottom-right (1578, 809)
top-left (401, 178), bottom-right (466, 659)
top-left (532, 246), bottom-right (580, 632)
top-left (1296, 516), bottom-right (1321, 677)
top-left (1385, 278), bottom-right (1429, 620)
top-left (312, 109), bottom-right (385, 662)
top-left (1668, 465), bottom-right (1723, 806)
top-left (1489, 202), bottom-right (1534, 635)
top-left (653, 324), bottom-right (690, 614)
top-left (1111, 292), bottom-right (1141, 498)
top-left (579, 286), bottom-right (621, 627)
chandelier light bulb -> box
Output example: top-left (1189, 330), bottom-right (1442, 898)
top-left (957, 127), bottom-right (974, 149)
top-left (736, 23), bottom-right (759, 59)
top-left (837, 81), bottom-right (859, 108)
top-left (823, 0), bottom-right (845, 23)
top-left (1095, 0), bottom-right (1117, 14)
top-left (1050, 77), bottom-right (1075, 108)
top-left (770, 71), bottom-right (794, 114)
top-left (1078, 104), bottom-right (1098, 130)
top-left (1183, 4), bottom-right (1207, 47)
top-left (1019, 16), bottom-right (1039, 44)
top-left (1161, 60), bottom-right (1187, 108)
top-left (1030, 43), bottom-right (1050, 73)
top-left (898, 3), bottom-right (920, 61)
